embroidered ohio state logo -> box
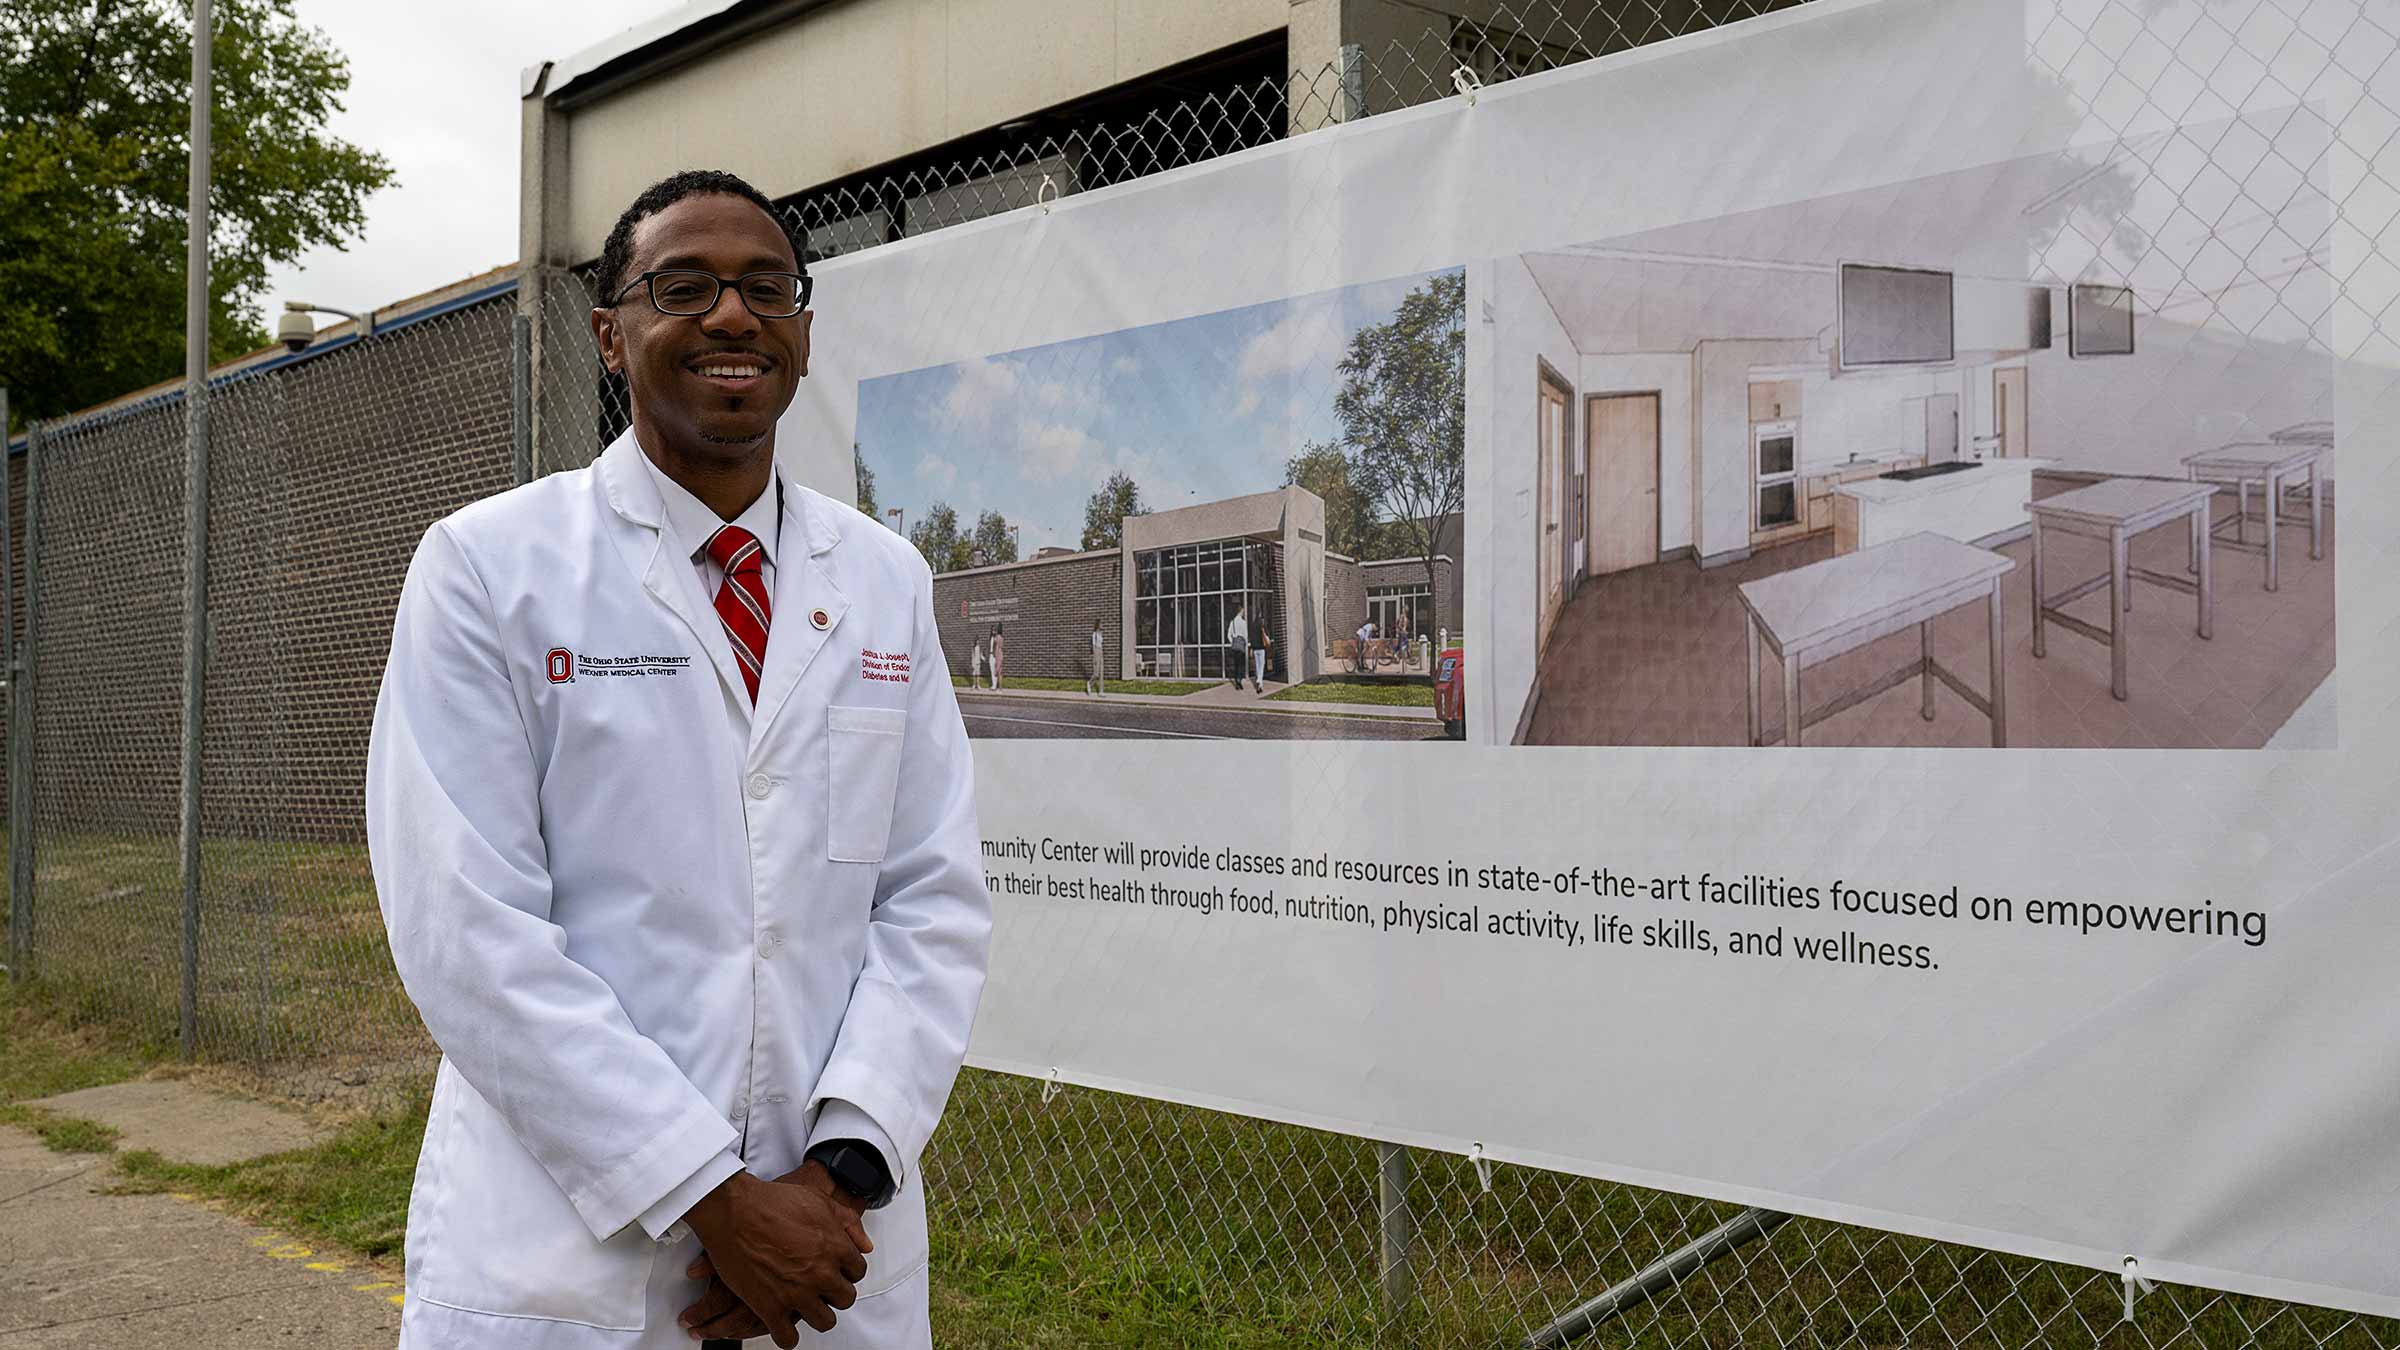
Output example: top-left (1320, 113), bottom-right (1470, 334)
top-left (546, 648), bottom-right (575, 683)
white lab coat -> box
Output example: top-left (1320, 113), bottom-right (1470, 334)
top-left (367, 431), bottom-right (990, 1347)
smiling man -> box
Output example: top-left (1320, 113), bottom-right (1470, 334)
top-left (367, 169), bottom-right (991, 1349)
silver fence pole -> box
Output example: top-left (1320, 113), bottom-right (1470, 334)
top-left (1377, 1141), bottom-right (1415, 1316)
top-left (1340, 43), bottom-right (1366, 123)
top-left (1521, 1207), bottom-right (1792, 1349)
top-left (0, 387), bottom-right (14, 981)
top-left (177, 0), bottom-right (213, 1060)
top-left (11, 422), bottom-right (39, 981)
top-left (512, 311), bottom-right (533, 485)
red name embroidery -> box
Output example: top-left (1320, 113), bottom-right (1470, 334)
top-left (861, 649), bottom-right (913, 683)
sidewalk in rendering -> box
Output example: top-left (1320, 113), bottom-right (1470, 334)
top-left (0, 1082), bottom-right (401, 1348)
top-left (959, 679), bottom-right (1439, 721)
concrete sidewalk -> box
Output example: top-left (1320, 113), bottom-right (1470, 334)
top-left (961, 679), bottom-right (1440, 722)
top-left (0, 1086), bottom-right (400, 1348)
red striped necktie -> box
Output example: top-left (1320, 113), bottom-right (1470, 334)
top-left (705, 524), bottom-right (772, 703)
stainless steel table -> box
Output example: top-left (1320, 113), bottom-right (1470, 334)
top-left (2026, 479), bottom-right (2216, 702)
top-left (2181, 442), bottom-right (2325, 592)
top-left (1737, 532), bottom-right (2016, 747)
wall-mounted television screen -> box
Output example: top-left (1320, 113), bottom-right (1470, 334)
top-left (2068, 283), bottom-right (2135, 357)
top-left (1839, 263), bottom-right (1955, 368)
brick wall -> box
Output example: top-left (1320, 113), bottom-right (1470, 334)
top-left (1326, 554), bottom-right (1367, 644)
top-left (20, 297), bottom-right (516, 844)
top-left (931, 551), bottom-right (1122, 682)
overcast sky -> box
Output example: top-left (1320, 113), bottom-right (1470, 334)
top-left (258, 0), bottom-right (686, 316)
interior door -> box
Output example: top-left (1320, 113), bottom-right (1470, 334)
top-left (1995, 367), bottom-right (2028, 456)
top-left (1926, 393), bottom-right (1960, 463)
top-left (1590, 393), bottom-right (1661, 575)
top-left (1536, 374), bottom-right (1569, 654)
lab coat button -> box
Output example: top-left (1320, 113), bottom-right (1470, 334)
top-left (757, 932), bottom-right (775, 959)
top-left (746, 773), bottom-right (772, 800)
top-left (731, 1103), bottom-right (747, 1121)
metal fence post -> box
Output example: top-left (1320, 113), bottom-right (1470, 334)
top-left (11, 421), bottom-right (38, 982)
top-left (1340, 42), bottom-right (1366, 124)
top-left (512, 311), bottom-right (533, 485)
top-left (177, 0), bottom-right (214, 1061)
top-left (1523, 1208), bottom-right (1793, 1348)
top-left (1377, 1141), bottom-right (1415, 1316)
top-left (0, 387), bottom-right (15, 982)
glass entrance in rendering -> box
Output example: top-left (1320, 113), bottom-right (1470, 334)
top-left (1369, 582), bottom-right (1434, 644)
top-left (1134, 539), bottom-right (1275, 678)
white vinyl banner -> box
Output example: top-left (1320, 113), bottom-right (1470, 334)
top-left (784, 0), bottom-right (2400, 1320)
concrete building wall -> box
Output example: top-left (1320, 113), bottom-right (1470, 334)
top-left (930, 550), bottom-right (1121, 681)
top-left (550, 0), bottom-right (1289, 263)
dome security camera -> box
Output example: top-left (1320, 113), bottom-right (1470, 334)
top-left (276, 310), bottom-right (315, 354)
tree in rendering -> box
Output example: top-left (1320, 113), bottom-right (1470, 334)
top-left (907, 502), bottom-right (972, 572)
top-left (854, 443), bottom-right (880, 520)
top-left (1283, 441), bottom-right (1373, 560)
top-left (0, 0), bottom-right (395, 425)
top-left (970, 509), bottom-right (1017, 565)
top-left (1080, 470), bottom-right (1148, 550)
top-left (1335, 271), bottom-right (1465, 636)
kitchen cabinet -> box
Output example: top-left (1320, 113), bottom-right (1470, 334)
top-left (1748, 380), bottom-right (1802, 423)
top-left (1805, 475), bottom-right (1835, 532)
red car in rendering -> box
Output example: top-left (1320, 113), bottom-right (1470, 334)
top-left (1434, 645), bottom-right (1465, 740)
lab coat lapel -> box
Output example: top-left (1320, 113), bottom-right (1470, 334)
top-left (750, 466), bottom-right (850, 753)
top-left (595, 434), bottom-right (753, 714)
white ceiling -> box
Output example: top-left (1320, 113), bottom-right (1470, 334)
top-left (1522, 103), bottom-right (2333, 356)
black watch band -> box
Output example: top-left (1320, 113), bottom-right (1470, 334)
top-left (806, 1138), bottom-right (895, 1209)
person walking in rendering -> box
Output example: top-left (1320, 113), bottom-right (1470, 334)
top-left (1252, 622), bottom-right (1272, 693)
top-left (989, 626), bottom-right (1005, 690)
top-left (366, 169), bottom-right (991, 1350)
top-left (1088, 619), bottom-right (1106, 697)
top-left (1226, 603), bottom-right (1252, 692)
top-left (971, 637), bottom-right (985, 685)
top-left (1355, 618), bottom-right (1377, 674)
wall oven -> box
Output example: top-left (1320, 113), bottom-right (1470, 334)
top-left (1755, 419), bottom-right (1800, 529)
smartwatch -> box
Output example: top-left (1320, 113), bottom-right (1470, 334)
top-left (806, 1138), bottom-right (895, 1210)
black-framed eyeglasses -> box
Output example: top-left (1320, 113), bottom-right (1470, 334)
top-left (603, 269), bottom-right (812, 318)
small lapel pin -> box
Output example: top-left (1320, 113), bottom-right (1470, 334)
top-left (810, 608), bottom-right (831, 631)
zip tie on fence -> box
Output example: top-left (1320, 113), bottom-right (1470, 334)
top-left (1040, 1067), bottom-right (1063, 1105)
top-left (2120, 1255), bottom-right (2155, 1323)
top-left (1469, 1142), bottom-right (1494, 1194)
top-left (1036, 174), bottom-right (1058, 214)
top-left (1452, 66), bottom-right (1485, 106)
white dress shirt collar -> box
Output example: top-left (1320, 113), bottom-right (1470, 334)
top-left (633, 439), bottom-right (782, 577)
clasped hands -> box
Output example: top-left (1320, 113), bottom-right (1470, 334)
top-left (676, 1161), bottom-right (872, 1346)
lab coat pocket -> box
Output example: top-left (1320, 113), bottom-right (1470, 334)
top-left (857, 1176), bottom-right (932, 1298)
top-left (414, 1070), bottom-right (658, 1330)
top-left (827, 704), bottom-right (909, 864)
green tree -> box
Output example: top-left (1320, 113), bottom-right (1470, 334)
top-left (970, 509), bottom-right (1017, 565)
top-left (1336, 271), bottom-right (1464, 635)
top-left (0, 0), bottom-right (395, 426)
top-left (853, 443), bottom-right (880, 521)
top-left (1080, 470), bottom-right (1147, 550)
top-left (907, 502), bottom-right (972, 572)
top-left (1282, 440), bottom-right (1372, 560)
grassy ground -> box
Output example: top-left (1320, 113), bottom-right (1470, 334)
top-left (7, 839), bottom-right (2400, 1347)
top-left (1268, 679), bottom-right (1438, 708)
top-left (952, 675), bottom-right (1215, 697)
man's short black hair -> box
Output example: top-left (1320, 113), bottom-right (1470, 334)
top-left (595, 168), bottom-right (808, 302)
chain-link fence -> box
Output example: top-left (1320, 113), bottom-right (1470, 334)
top-left (7, 0), bottom-right (2400, 1343)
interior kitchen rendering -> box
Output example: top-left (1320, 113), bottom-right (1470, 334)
top-left (1489, 122), bottom-right (2338, 750)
